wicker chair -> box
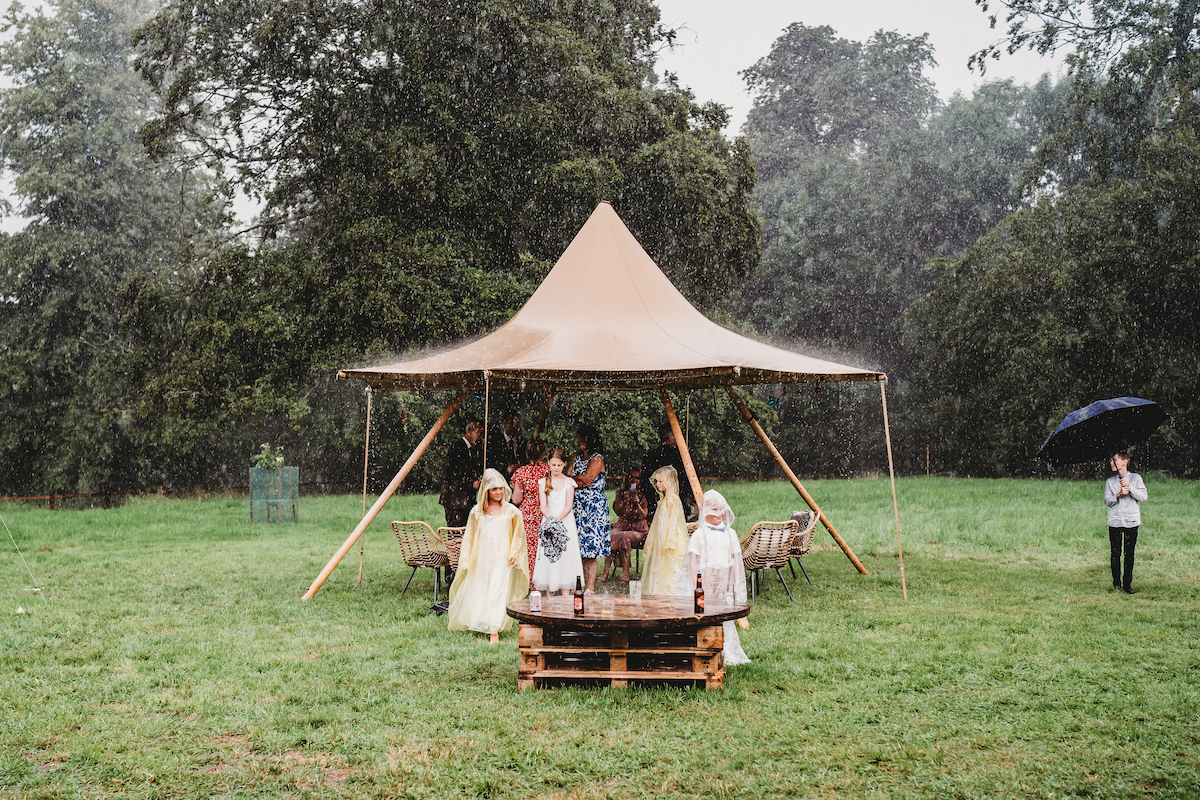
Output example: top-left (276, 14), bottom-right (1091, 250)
top-left (740, 520), bottom-right (799, 602)
top-left (787, 510), bottom-right (818, 586)
top-left (391, 521), bottom-right (451, 603)
top-left (437, 526), bottom-right (466, 572)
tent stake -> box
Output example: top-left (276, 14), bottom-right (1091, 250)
top-left (660, 390), bottom-right (703, 510)
top-left (724, 386), bottom-right (868, 575)
top-left (880, 380), bottom-right (908, 600)
top-left (303, 389), bottom-right (469, 600)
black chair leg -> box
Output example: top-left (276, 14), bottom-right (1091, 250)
top-left (788, 559), bottom-right (797, 579)
top-left (799, 560), bottom-right (813, 586)
top-left (774, 567), bottom-right (794, 601)
top-left (434, 569), bottom-right (441, 604)
top-left (400, 565), bottom-right (419, 598)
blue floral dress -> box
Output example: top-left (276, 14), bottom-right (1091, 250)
top-left (570, 453), bottom-right (611, 558)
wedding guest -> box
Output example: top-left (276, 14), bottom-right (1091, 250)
top-left (602, 467), bottom-right (648, 583)
top-left (438, 420), bottom-right (483, 528)
top-left (438, 419), bottom-right (483, 586)
top-left (532, 448), bottom-right (584, 595)
top-left (644, 424), bottom-right (696, 522)
top-left (1105, 451), bottom-right (1148, 594)
top-left (446, 470), bottom-right (529, 643)
top-left (486, 410), bottom-right (523, 480)
top-left (640, 465), bottom-right (689, 596)
top-left (672, 490), bottom-right (750, 665)
top-left (510, 439), bottom-right (550, 578)
top-left (569, 424), bottom-right (610, 594)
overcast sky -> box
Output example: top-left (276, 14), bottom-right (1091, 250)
top-left (654, 0), bottom-right (1065, 134)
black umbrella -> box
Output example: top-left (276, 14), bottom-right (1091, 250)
top-left (1038, 397), bottom-right (1167, 466)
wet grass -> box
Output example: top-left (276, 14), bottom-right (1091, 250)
top-left (1, 476), bottom-right (1198, 799)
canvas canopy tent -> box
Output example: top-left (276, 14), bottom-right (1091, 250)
top-left (304, 202), bottom-right (906, 599)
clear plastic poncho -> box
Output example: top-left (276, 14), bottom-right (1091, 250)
top-left (447, 468), bottom-right (529, 635)
top-left (640, 465), bottom-right (689, 596)
top-left (672, 489), bottom-right (750, 665)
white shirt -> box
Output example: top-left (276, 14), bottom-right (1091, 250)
top-left (1105, 471), bottom-right (1147, 527)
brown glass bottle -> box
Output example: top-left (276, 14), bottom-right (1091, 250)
top-left (573, 575), bottom-right (585, 615)
top-left (694, 573), bottom-right (705, 613)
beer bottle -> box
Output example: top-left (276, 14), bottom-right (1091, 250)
top-left (573, 575), bottom-right (585, 615)
top-left (694, 573), bottom-right (705, 613)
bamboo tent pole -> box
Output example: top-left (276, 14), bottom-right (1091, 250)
top-left (880, 379), bottom-right (908, 600)
top-left (724, 385), bottom-right (869, 575)
top-left (302, 389), bottom-right (469, 600)
top-left (482, 371), bottom-right (490, 471)
top-left (660, 389), bottom-right (703, 511)
top-left (358, 387), bottom-right (374, 586)
top-left (362, 388), bottom-right (373, 517)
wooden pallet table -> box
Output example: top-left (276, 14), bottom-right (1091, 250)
top-left (507, 595), bottom-right (750, 692)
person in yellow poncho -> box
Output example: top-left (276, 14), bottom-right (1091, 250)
top-left (447, 469), bottom-right (529, 643)
top-left (639, 465), bottom-right (690, 595)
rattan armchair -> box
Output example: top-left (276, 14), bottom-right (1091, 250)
top-left (740, 519), bottom-right (799, 602)
top-left (437, 526), bottom-right (466, 572)
top-left (787, 510), bottom-right (818, 586)
top-left (391, 521), bottom-right (451, 602)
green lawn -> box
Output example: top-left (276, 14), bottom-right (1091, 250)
top-left (1, 477), bottom-right (1198, 799)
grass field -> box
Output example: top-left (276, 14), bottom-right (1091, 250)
top-left (1, 477), bottom-right (1198, 799)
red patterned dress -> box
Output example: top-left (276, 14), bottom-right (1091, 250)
top-left (511, 461), bottom-right (551, 577)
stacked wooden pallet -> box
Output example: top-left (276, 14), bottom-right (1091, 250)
top-left (508, 595), bottom-right (748, 692)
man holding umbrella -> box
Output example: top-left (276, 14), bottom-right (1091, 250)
top-left (1039, 397), bottom-right (1164, 595)
top-left (1105, 451), bottom-right (1147, 594)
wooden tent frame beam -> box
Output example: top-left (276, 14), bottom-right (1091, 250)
top-left (302, 389), bottom-right (469, 600)
top-left (724, 385), bottom-right (869, 575)
top-left (660, 389), bottom-right (704, 510)
top-left (305, 377), bottom-right (905, 599)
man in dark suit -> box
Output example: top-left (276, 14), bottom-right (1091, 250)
top-left (644, 423), bottom-right (697, 522)
top-left (438, 420), bottom-right (483, 589)
top-left (485, 410), bottom-right (522, 480)
top-left (439, 420), bottom-right (483, 528)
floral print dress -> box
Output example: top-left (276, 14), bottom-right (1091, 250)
top-left (511, 461), bottom-right (550, 577)
top-left (570, 453), bottom-right (610, 559)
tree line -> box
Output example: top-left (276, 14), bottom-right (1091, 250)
top-left (0, 0), bottom-right (1195, 498)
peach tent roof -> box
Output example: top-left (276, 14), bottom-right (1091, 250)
top-left (338, 202), bottom-right (884, 392)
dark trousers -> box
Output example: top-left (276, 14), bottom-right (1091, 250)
top-left (443, 506), bottom-right (470, 587)
top-left (1109, 526), bottom-right (1138, 589)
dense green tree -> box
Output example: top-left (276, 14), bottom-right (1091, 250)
top-left (736, 24), bottom-right (1057, 370)
top-left (118, 0), bottom-right (763, 488)
top-left (902, 0), bottom-right (1200, 475)
top-left (131, 0), bottom-right (758, 315)
top-left (0, 0), bottom-right (223, 494)
top-left (736, 25), bottom-right (937, 366)
top-left (974, 0), bottom-right (1200, 192)
top-left (907, 119), bottom-right (1200, 474)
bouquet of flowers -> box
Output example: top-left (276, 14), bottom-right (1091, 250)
top-left (538, 516), bottom-right (568, 563)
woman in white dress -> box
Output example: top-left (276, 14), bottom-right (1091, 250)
top-left (447, 469), bottom-right (529, 643)
top-left (531, 448), bottom-right (585, 594)
top-left (672, 489), bottom-right (750, 666)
